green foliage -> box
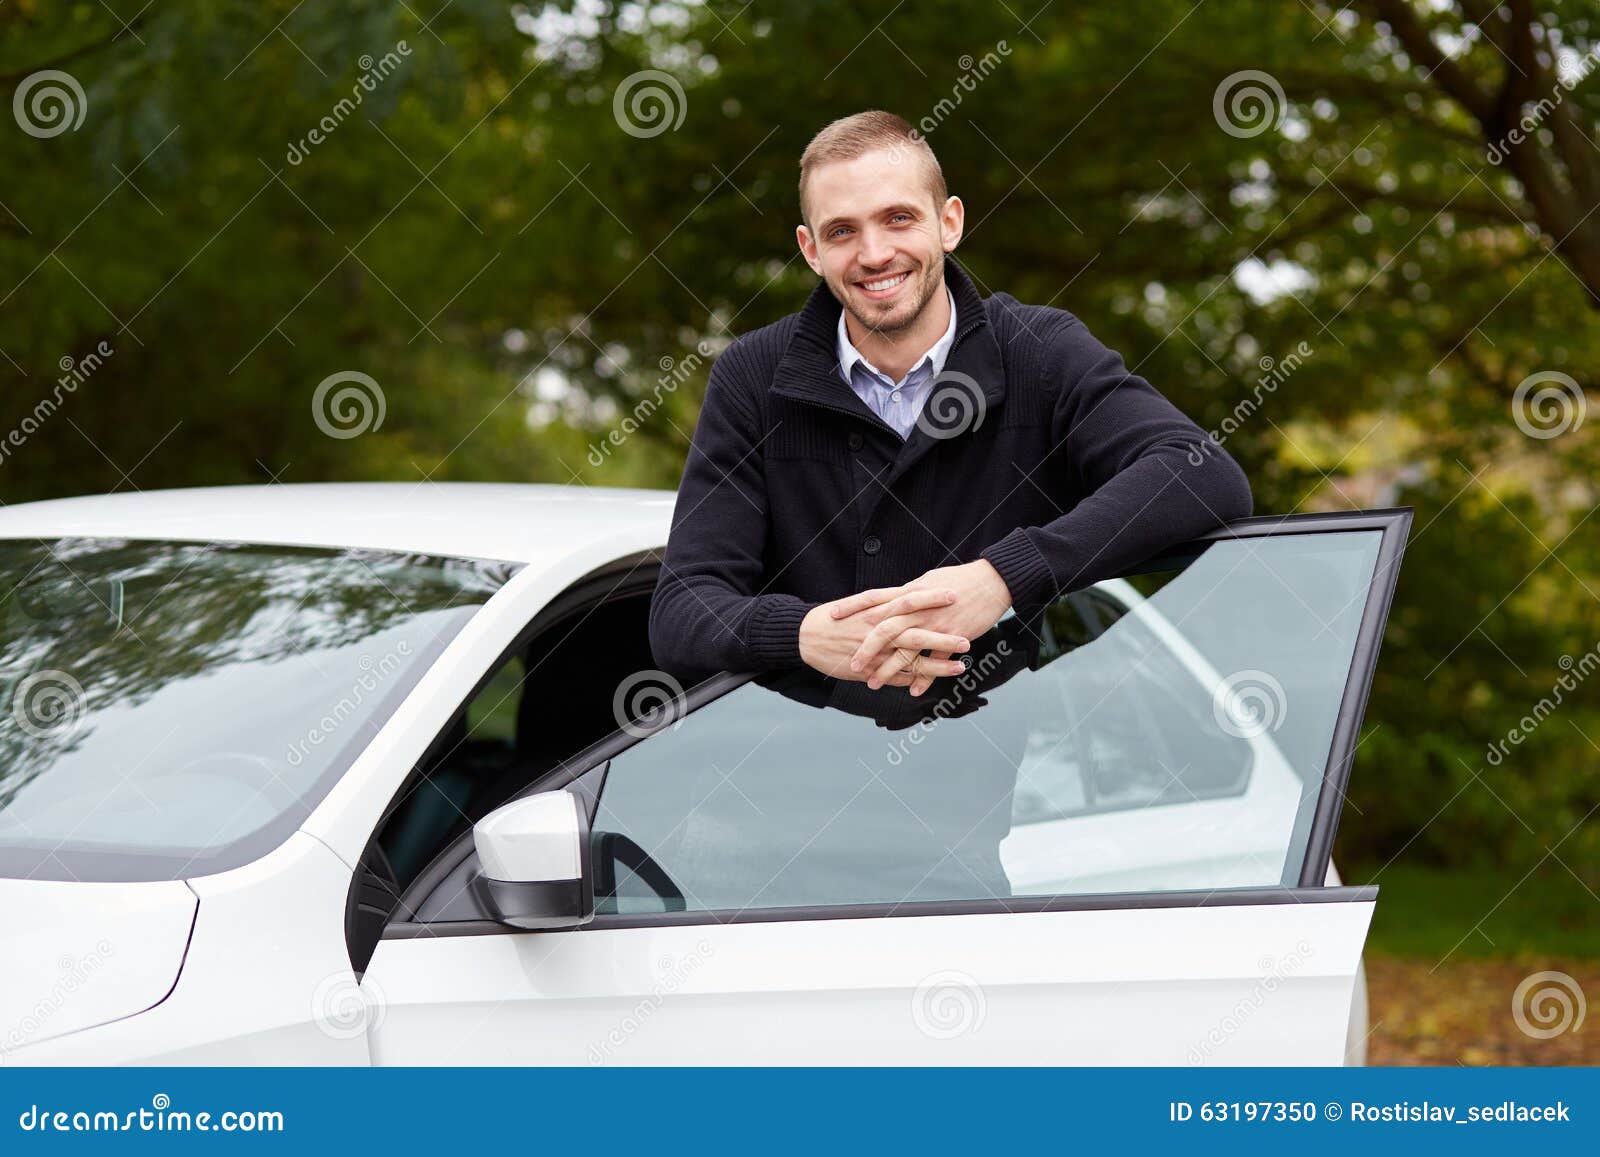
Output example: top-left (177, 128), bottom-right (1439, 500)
top-left (0, 1), bottom-right (1595, 880)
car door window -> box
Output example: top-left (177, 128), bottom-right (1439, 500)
top-left (592, 529), bottom-right (1383, 915)
top-left (376, 589), bottom-right (657, 890)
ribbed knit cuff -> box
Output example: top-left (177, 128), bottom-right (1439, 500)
top-left (744, 595), bottom-right (819, 670)
top-left (980, 528), bottom-right (1059, 614)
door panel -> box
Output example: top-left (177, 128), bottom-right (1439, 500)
top-left (367, 893), bottom-right (1373, 1065)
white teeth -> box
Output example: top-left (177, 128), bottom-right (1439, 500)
top-left (862, 272), bottom-right (909, 292)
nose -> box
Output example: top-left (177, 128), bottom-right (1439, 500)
top-left (857, 226), bottom-right (895, 271)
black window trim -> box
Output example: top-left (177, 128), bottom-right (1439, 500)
top-left (381, 507), bottom-right (1411, 941)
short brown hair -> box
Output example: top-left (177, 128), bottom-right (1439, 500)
top-left (798, 110), bottom-right (948, 229)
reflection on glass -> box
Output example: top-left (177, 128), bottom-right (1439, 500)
top-left (0, 538), bottom-right (518, 881)
top-left (594, 531), bottom-right (1382, 913)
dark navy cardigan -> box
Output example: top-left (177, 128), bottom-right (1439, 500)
top-left (648, 254), bottom-right (1252, 685)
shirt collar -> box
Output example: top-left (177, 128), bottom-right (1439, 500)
top-left (837, 284), bottom-right (958, 386)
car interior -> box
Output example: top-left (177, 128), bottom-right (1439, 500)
top-left (353, 573), bottom-right (659, 956)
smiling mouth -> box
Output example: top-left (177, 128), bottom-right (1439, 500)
top-left (855, 270), bottom-right (912, 299)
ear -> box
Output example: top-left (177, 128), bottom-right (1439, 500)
top-left (939, 195), bottom-right (965, 253)
top-left (796, 224), bottom-right (823, 275)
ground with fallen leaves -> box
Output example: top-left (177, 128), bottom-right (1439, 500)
top-left (1365, 955), bottom-right (1596, 1066)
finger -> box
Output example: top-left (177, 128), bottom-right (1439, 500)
top-left (910, 649), bottom-right (949, 697)
top-left (870, 648), bottom-right (967, 691)
top-left (882, 587), bottom-right (960, 621)
top-left (854, 619), bottom-right (968, 670)
top-left (828, 586), bottom-right (906, 620)
top-left (859, 587), bottom-right (961, 628)
top-left (881, 628), bottom-right (970, 655)
top-left (850, 613), bottom-right (915, 672)
top-left (867, 646), bottom-right (917, 690)
top-left (909, 653), bottom-right (967, 693)
top-left (904, 659), bottom-right (969, 693)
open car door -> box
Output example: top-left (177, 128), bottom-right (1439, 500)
top-left (366, 508), bottom-right (1409, 1065)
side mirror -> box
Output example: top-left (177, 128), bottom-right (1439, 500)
top-left (471, 790), bottom-right (594, 930)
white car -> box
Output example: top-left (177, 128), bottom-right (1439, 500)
top-left (0, 483), bottom-right (1407, 1066)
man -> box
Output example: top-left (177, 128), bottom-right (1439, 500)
top-left (648, 109), bottom-right (1251, 700)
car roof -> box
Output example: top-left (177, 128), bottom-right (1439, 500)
top-left (0, 482), bottom-right (676, 566)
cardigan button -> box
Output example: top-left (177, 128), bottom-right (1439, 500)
top-left (847, 431), bottom-right (864, 451)
top-left (862, 535), bottom-right (882, 556)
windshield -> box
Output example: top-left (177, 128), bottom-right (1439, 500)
top-left (0, 537), bottom-right (519, 881)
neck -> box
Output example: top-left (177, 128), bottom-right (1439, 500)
top-left (845, 282), bottom-right (950, 382)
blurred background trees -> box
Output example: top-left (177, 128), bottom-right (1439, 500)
top-left (2, 0), bottom-right (1596, 893)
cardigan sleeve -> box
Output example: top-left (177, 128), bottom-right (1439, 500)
top-left (979, 318), bottom-right (1252, 616)
top-left (647, 346), bottom-right (820, 684)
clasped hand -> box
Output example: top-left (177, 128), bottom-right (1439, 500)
top-left (797, 559), bottom-right (1013, 697)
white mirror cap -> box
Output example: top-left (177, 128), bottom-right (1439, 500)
top-left (473, 791), bottom-right (583, 883)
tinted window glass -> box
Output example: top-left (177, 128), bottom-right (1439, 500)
top-left (593, 531), bottom-right (1381, 913)
top-left (0, 538), bottom-right (518, 881)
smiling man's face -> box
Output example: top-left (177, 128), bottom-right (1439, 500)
top-left (797, 146), bottom-right (963, 338)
